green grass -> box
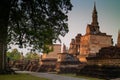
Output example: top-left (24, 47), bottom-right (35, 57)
top-left (0, 73), bottom-right (49, 80)
top-left (59, 74), bottom-right (104, 80)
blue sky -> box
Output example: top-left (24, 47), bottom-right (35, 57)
top-left (60, 0), bottom-right (120, 48)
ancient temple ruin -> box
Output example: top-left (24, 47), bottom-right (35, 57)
top-left (72, 3), bottom-right (120, 78)
top-left (68, 3), bottom-right (113, 62)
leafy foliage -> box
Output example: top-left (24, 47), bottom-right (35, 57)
top-left (7, 0), bottom-right (72, 52)
top-left (6, 48), bottom-right (21, 61)
top-left (25, 52), bottom-right (40, 60)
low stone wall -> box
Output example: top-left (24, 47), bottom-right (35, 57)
top-left (36, 65), bottom-right (56, 72)
top-left (56, 61), bottom-right (80, 73)
top-left (77, 65), bottom-right (120, 79)
top-left (87, 59), bottom-right (120, 66)
top-left (77, 46), bottom-right (120, 79)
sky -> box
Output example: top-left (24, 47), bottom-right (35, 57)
top-left (10, 0), bottom-right (120, 54)
top-left (60, 0), bottom-right (120, 48)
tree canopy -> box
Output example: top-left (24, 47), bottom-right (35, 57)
top-left (7, 0), bottom-right (72, 52)
top-left (0, 0), bottom-right (72, 71)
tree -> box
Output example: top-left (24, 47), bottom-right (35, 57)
top-left (6, 48), bottom-right (21, 61)
top-left (25, 52), bottom-right (40, 60)
top-left (0, 0), bottom-right (72, 72)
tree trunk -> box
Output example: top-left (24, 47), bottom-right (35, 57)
top-left (0, 0), bottom-right (10, 72)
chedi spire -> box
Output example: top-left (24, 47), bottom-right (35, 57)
top-left (91, 2), bottom-right (99, 26)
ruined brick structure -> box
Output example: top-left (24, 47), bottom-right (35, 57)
top-left (68, 34), bottom-right (81, 56)
top-left (68, 39), bottom-right (76, 55)
top-left (87, 46), bottom-right (120, 66)
top-left (79, 3), bottom-right (113, 62)
top-left (77, 46), bottom-right (120, 79)
top-left (56, 53), bottom-right (80, 73)
top-left (79, 34), bottom-right (112, 62)
top-left (40, 44), bottom-right (61, 71)
top-left (68, 3), bottom-right (113, 62)
top-left (42, 44), bottom-right (61, 59)
top-left (76, 17), bottom-right (120, 78)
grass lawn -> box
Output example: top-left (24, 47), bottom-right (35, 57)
top-left (59, 73), bottom-right (104, 80)
top-left (0, 73), bottom-right (49, 80)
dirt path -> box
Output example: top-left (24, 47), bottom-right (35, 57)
top-left (16, 71), bottom-right (87, 80)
